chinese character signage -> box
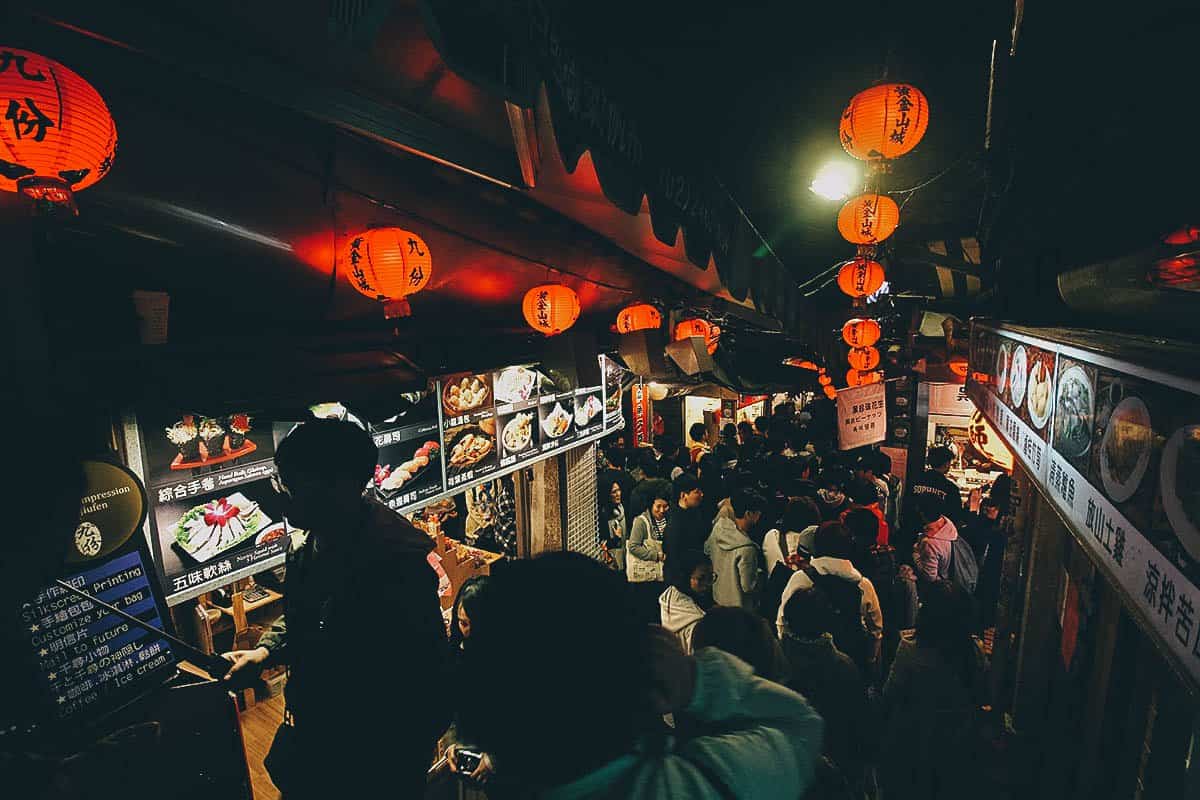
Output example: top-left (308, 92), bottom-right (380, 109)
top-left (968, 321), bottom-right (1200, 688)
top-left (19, 459), bottom-right (176, 727)
top-left (631, 384), bottom-right (652, 446)
top-left (837, 383), bottom-right (887, 450)
top-left (370, 392), bottom-right (445, 511)
top-left (601, 355), bottom-right (626, 430)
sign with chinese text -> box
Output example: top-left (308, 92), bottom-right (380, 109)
top-left (632, 384), bottom-right (652, 446)
top-left (837, 383), bottom-right (887, 450)
top-left (968, 320), bottom-right (1200, 689)
top-left (18, 459), bottom-right (176, 727)
top-left (928, 382), bottom-right (974, 416)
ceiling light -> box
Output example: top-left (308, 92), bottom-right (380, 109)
top-left (809, 161), bottom-right (859, 201)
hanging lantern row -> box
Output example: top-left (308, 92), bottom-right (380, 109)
top-left (818, 374), bottom-right (832, 387)
top-left (842, 317), bottom-right (881, 347)
top-left (847, 346), bottom-right (881, 371)
top-left (837, 258), bottom-right (886, 299)
top-left (839, 83), bottom-right (930, 162)
top-left (523, 284), bottom-right (580, 336)
top-left (0, 48), bottom-right (118, 210)
top-left (345, 228), bottom-right (432, 318)
top-left (674, 318), bottom-right (721, 355)
top-left (617, 303), bottom-right (662, 333)
top-left (846, 369), bottom-right (882, 387)
top-left (837, 193), bottom-right (899, 245)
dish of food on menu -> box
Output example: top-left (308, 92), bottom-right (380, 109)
top-left (1099, 396), bottom-right (1152, 503)
top-left (995, 343), bottom-right (1010, 395)
top-left (1027, 359), bottom-right (1054, 428)
top-left (443, 375), bottom-right (491, 415)
top-left (542, 402), bottom-right (572, 438)
top-left (376, 441), bottom-right (441, 493)
top-left (1162, 425), bottom-right (1200, 561)
top-left (448, 427), bottom-right (495, 470)
top-left (574, 395), bottom-right (603, 427)
top-left (502, 412), bottom-right (534, 453)
top-left (1009, 346), bottom-right (1028, 407)
top-left (1051, 365), bottom-right (1092, 456)
top-left (254, 521), bottom-right (290, 547)
top-left (174, 492), bottom-right (271, 563)
top-left (494, 367), bottom-right (539, 404)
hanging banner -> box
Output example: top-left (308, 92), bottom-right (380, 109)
top-left (968, 320), bottom-right (1200, 690)
top-left (632, 384), bottom-right (652, 446)
top-left (928, 382), bottom-right (974, 416)
top-left (837, 383), bottom-right (887, 450)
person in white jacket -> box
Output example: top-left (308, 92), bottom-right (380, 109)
top-left (763, 498), bottom-right (822, 575)
top-left (776, 522), bottom-right (884, 670)
top-left (659, 549), bottom-right (715, 654)
top-left (458, 552), bottom-right (824, 800)
top-left (704, 488), bottom-right (766, 611)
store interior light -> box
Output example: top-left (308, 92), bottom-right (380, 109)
top-left (809, 161), bottom-right (860, 201)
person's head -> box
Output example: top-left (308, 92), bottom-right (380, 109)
top-left (692, 606), bottom-right (787, 682)
top-left (794, 454), bottom-right (816, 482)
top-left (781, 497), bottom-right (821, 535)
top-left (988, 473), bottom-right (1013, 513)
top-left (637, 447), bottom-right (661, 477)
top-left (721, 423), bottom-right (738, 442)
top-left (754, 415), bottom-right (771, 436)
top-left (914, 579), bottom-right (978, 685)
top-left (730, 488), bottom-right (766, 530)
top-left (606, 448), bottom-right (627, 470)
top-left (843, 507), bottom-right (880, 551)
top-left (450, 575), bottom-right (491, 648)
top-left (667, 548), bottom-right (715, 602)
top-left (458, 554), bottom-right (643, 789)
top-left (649, 485), bottom-right (672, 521)
top-left (689, 422), bottom-right (709, 445)
top-left (606, 480), bottom-right (622, 508)
top-left (873, 450), bottom-right (892, 478)
top-left (697, 452), bottom-right (722, 481)
top-left (712, 442), bottom-right (738, 466)
top-left (848, 478), bottom-right (881, 507)
top-left (274, 419), bottom-right (377, 530)
top-left (813, 521), bottom-right (854, 560)
top-left (783, 587), bottom-right (836, 640)
top-left (853, 452), bottom-right (877, 482)
top-left (816, 468), bottom-right (850, 509)
top-left (674, 473), bottom-right (703, 509)
top-left (928, 446), bottom-right (954, 474)
top-left (981, 497), bottom-right (1001, 521)
top-left (737, 420), bottom-right (755, 442)
top-left (915, 492), bottom-right (947, 526)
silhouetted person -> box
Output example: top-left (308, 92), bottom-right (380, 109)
top-left (692, 605), bottom-right (788, 683)
top-left (223, 419), bottom-right (448, 798)
top-left (662, 473), bottom-right (706, 560)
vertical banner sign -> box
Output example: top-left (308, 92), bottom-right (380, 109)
top-left (967, 320), bottom-right (1200, 690)
top-left (632, 384), bottom-right (652, 446)
top-left (837, 383), bottom-right (888, 450)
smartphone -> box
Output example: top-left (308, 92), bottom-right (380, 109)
top-left (456, 749), bottom-right (483, 774)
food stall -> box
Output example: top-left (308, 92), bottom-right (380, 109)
top-left (920, 380), bottom-right (1013, 503)
top-left (967, 320), bottom-right (1200, 790)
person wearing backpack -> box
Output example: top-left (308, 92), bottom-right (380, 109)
top-left (776, 522), bottom-right (883, 673)
top-left (912, 494), bottom-right (960, 584)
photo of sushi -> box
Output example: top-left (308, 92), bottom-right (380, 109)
top-left (198, 417), bottom-right (226, 459)
top-left (226, 413), bottom-right (252, 450)
top-left (172, 491), bottom-right (272, 563)
top-left (166, 417), bottom-right (200, 461)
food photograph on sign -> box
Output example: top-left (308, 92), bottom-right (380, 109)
top-left (144, 411), bottom-right (274, 476)
top-left (1051, 357), bottom-right (1097, 471)
top-left (444, 418), bottom-right (499, 478)
top-left (373, 435), bottom-right (443, 501)
top-left (497, 407), bottom-right (538, 460)
top-left (602, 355), bottom-right (626, 423)
top-left (442, 372), bottom-right (494, 418)
top-left (574, 389), bottom-right (604, 430)
top-left (539, 394), bottom-right (575, 443)
top-left (492, 365), bottom-right (542, 405)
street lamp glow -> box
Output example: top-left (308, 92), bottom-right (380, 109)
top-left (809, 161), bottom-right (859, 201)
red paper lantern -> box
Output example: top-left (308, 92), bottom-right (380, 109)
top-left (948, 355), bottom-right (969, 378)
top-left (674, 318), bottom-right (721, 355)
top-left (824, 385), bottom-right (838, 400)
top-left (345, 228), bottom-right (432, 318)
top-left (842, 318), bottom-right (881, 347)
top-left (838, 193), bottom-right (899, 244)
top-left (837, 259), bottom-right (886, 298)
top-left (846, 369), bottom-right (882, 387)
top-left (0, 48), bottom-right (118, 208)
top-left (839, 83), bottom-right (930, 161)
top-left (523, 284), bottom-right (580, 336)
top-left (818, 374), bottom-right (832, 386)
top-left (617, 303), bottom-right (662, 333)
top-left (847, 346), bottom-right (881, 371)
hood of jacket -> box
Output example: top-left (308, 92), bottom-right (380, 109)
top-left (708, 515), bottom-right (755, 552)
top-left (659, 586), bottom-right (706, 633)
top-left (923, 516), bottom-right (959, 542)
top-left (810, 556), bottom-right (864, 584)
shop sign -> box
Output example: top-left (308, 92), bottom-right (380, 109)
top-left (632, 384), bottom-right (652, 446)
top-left (968, 320), bottom-right (1200, 689)
top-left (837, 383), bottom-right (887, 450)
top-left (928, 382), bottom-right (974, 416)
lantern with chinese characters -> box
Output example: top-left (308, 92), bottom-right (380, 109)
top-left (839, 83), bottom-right (930, 161)
top-left (824, 385), bottom-right (838, 400)
top-left (846, 369), bottom-right (882, 387)
top-left (838, 193), bottom-right (899, 245)
top-left (837, 259), bottom-right (886, 299)
top-left (523, 283), bottom-right (580, 336)
top-left (842, 317), bottom-right (881, 347)
top-left (616, 303), bottom-right (662, 333)
top-left (344, 228), bottom-right (432, 318)
top-left (948, 355), bottom-right (969, 378)
top-left (674, 318), bottom-right (721, 355)
top-left (818, 373), bottom-right (832, 386)
top-left (0, 48), bottom-right (117, 210)
top-left (847, 346), bottom-right (881, 371)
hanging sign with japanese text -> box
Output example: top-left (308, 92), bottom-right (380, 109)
top-left (837, 383), bottom-right (887, 450)
top-left (968, 320), bottom-right (1200, 690)
top-left (632, 384), bottom-right (652, 446)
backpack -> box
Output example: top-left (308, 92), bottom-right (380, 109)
top-left (948, 537), bottom-right (980, 595)
top-left (803, 565), bottom-right (867, 666)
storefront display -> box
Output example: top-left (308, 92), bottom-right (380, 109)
top-left (969, 321), bottom-right (1200, 688)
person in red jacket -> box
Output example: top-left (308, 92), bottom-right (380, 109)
top-left (842, 478), bottom-right (890, 547)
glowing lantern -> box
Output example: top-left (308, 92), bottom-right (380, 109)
top-left (0, 48), bottom-right (117, 209)
top-left (824, 385), bottom-right (838, 400)
top-left (838, 193), bottom-right (899, 244)
top-left (847, 346), bottom-right (881, 371)
top-left (837, 259), bottom-right (886, 298)
top-left (818, 374), bottom-right (832, 386)
top-left (839, 83), bottom-right (930, 161)
top-left (784, 358), bottom-right (820, 371)
top-left (842, 318), bottom-right (881, 347)
top-left (345, 228), bottom-right (432, 318)
top-left (617, 303), bottom-right (662, 333)
top-left (523, 284), bottom-right (580, 336)
top-left (1163, 225), bottom-right (1200, 245)
top-left (948, 355), bottom-right (969, 378)
top-left (846, 369), bottom-right (882, 387)
top-left (674, 318), bottom-right (721, 355)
